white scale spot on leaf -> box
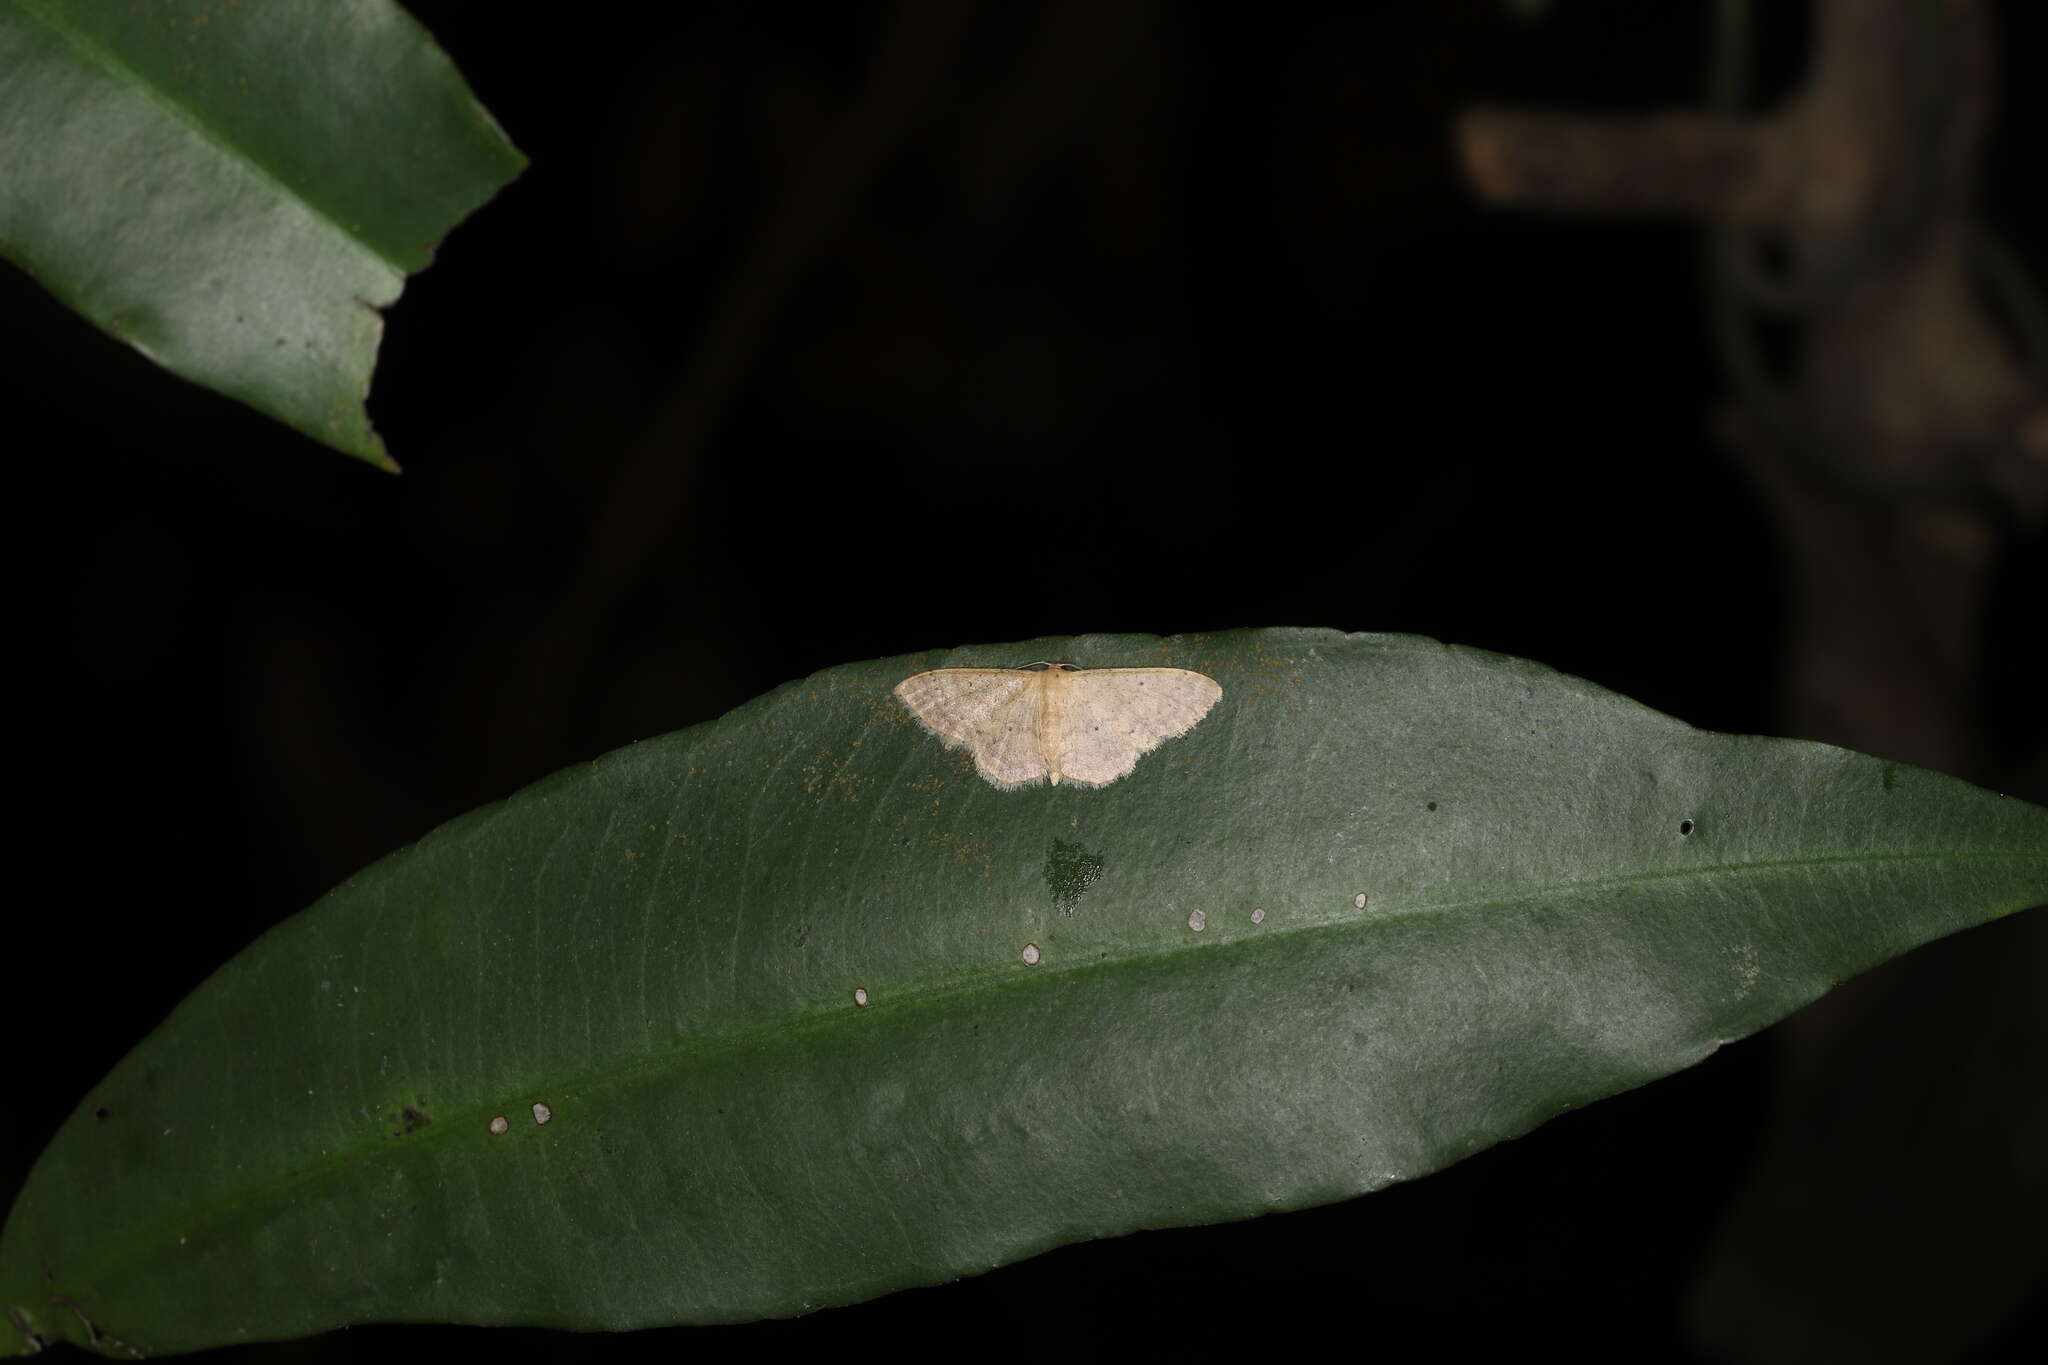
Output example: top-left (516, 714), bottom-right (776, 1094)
top-left (1188, 907), bottom-right (1207, 932)
top-left (1731, 943), bottom-right (1761, 998)
top-left (531, 1102), bottom-right (553, 1125)
top-left (487, 1115), bottom-right (509, 1135)
top-left (1352, 892), bottom-right (1368, 910)
top-left (894, 662), bottom-right (1222, 790)
top-left (1021, 943), bottom-right (1041, 966)
top-left (853, 987), bottom-right (869, 1006)
top-left (1251, 906), bottom-right (1266, 924)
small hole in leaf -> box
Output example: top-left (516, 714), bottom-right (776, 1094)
top-left (1679, 819), bottom-right (1696, 837)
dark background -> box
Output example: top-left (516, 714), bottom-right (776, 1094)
top-left (7, 2), bottom-right (2043, 1360)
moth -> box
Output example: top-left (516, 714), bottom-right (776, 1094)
top-left (894, 663), bottom-right (1222, 790)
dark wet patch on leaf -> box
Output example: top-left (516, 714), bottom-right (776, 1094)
top-left (1044, 838), bottom-right (1106, 915)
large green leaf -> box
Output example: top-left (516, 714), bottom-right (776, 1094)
top-left (0, 0), bottom-right (523, 468)
top-left (4, 630), bottom-right (2042, 1356)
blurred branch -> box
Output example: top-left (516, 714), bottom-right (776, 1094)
top-left (586, 0), bottom-right (976, 601)
top-left (432, 1), bottom-right (1173, 797)
top-left (1457, 109), bottom-right (1793, 226)
top-left (428, 0), bottom-right (979, 792)
top-left (1455, 0), bottom-right (2046, 777)
top-left (1456, 5), bottom-right (2048, 1356)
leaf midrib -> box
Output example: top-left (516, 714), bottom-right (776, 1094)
top-left (36, 845), bottom-right (2045, 1306)
top-left (10, 0), bottom-right (402, 275)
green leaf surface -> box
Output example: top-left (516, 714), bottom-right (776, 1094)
top-left (4, 630), bottom-right (2042, 1356)
top-left (0, 0), bottom-right (523, 467)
